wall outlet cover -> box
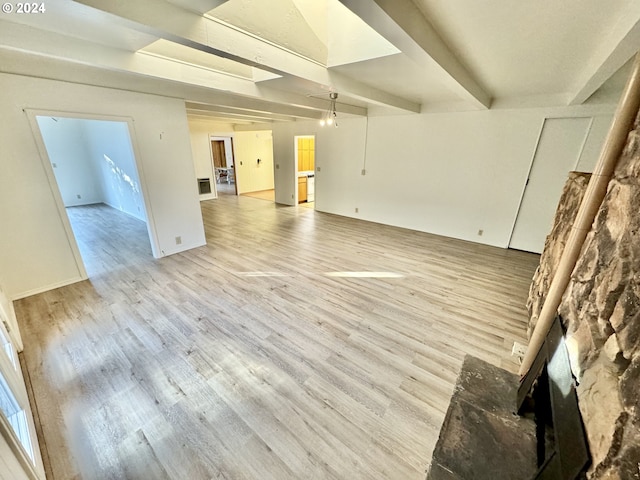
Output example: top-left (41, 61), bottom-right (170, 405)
top-left (512, 341), bottom-right (527, 358)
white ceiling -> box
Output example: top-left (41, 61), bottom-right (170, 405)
top-left (1, 0), bottom-right (639, 124)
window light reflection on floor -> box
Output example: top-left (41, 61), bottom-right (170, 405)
top-left (324, 272), bottom-right (404, 278)
top-left (234, 272), bottom-right (290, 277)
top-left (234, 272), bottom-right (404, 278)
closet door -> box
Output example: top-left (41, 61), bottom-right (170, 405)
top-left (509, 117), bottom-right (592, 253)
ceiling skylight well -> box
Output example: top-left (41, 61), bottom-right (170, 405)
top-left (205, 0), bottom-right (400, 68)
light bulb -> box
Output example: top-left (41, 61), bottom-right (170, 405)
top-left (327, 117), bottom-right (333, 125)
top-left (320, 119), bottom-right (326, 126)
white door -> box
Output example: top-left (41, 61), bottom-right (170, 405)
top-left (509, 117), bottom-right (592, 253)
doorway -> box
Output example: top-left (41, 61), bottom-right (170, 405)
top-left (294, 135), bottom-right (315, 209)
top-left (32, 114), bottom-right (153, 277)
top-left (211, 136), bottom-right (236, 196)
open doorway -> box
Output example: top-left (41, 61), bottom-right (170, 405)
top-left (211, 136), bottom-right (236, 196)
top-left (232, 130), bottom-right (276, 203)
top-left (33, 115), bottom-right (153, 277)
top-left (294, 135), bottom-right (315, 209)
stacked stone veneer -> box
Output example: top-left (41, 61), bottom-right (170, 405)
top-left (528, 112), bottom-right (640, 479)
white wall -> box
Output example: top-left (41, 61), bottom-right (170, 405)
top-left (233, 131), bottom-right (275, 194)
top-left (83, 119), bottom-right (146, 221)
top-left (37, 117), bottom-right (146, 221)
top-left (187, 118), bottom-right (234, 200)
top-left (36, 117), bottom-right (103, 207)
top-left (271, 122), bottom-right (304, 205)
top-left (0, 73), bottom-right (206, 299)
top-left (264, 103), bottom-right (615, 248)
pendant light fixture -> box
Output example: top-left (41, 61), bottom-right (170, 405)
top-left (319, 92), bottom-right (339, 127)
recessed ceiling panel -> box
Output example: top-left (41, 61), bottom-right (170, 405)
top-left (207, 0), bottom-right (328, 64)
top-left (324, 0), bottom-right (400, 67)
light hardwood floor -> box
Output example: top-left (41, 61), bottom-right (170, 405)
top-left (15, 198), bottom-right (539, 480)
top-left (241, 189), bottom-right (275, 202)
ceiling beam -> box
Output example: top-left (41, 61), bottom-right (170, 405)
top-left (569, 8), bottom-right (640, 105)
top-left (187, 111), bottom-right (282, 124)
top-left (0, 21), bottom-right (366, 119)
top-left (0, 47), bottom-right (333, 123)
top-left (337, 0), bottom-right (491, 110)
top-left (72, 0), bottom-right (420, 112)
top-left (186, 103), bottom-right (303, 122)
top-left (165, 0), bottom-right (229, 15)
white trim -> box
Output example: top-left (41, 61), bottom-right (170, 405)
top-left (11, 277), bottom-right (85, 301)
top-left (0, 341), bottom-right (45, 479)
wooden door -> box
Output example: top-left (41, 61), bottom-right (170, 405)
top-left (211, 140), bottom-right (226, 168)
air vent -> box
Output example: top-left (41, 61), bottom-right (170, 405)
top-left (198, 178), bottom-right (212, 195)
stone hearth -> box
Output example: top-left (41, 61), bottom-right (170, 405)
top-left (427, 356), bottom-right (537, 480)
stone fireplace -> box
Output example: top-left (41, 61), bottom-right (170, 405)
top-left (528, 111), bottom-right (640, 478)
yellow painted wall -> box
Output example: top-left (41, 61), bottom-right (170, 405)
top-left (234, 131), bottom-right (275, 194)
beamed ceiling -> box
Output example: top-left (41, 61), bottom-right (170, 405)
top-left (1, 0), bottom-right (639, 125)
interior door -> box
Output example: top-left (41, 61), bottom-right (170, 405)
top-left (211, 140), bottom-right (226, 168)
top-left (509, 117), bottom-right (592, 253)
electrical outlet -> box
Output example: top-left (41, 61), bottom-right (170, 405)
top-left (52, 163), bottom-right (57, 168)
top-left (477, 229), bottom-right (484, 236)
top-left (355, 207), bottom-right (359, 213)
top-left (77, 194), bottom-right (81, 199)
top-left (175, 236), bottom-right (182, 245)
top-left (361, 169), bottom-right (366, 176)
top-left (316, 167), bottom-right (321, 172)
top-left (276, 164), bottom-right (280, 169)
top-left (512, 341), bottom-right (527, 358)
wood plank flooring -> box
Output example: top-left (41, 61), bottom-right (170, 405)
top-left (241, 189), bottom-right (275, 202)
top-left (14, 198), bottom-right (540, 480)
